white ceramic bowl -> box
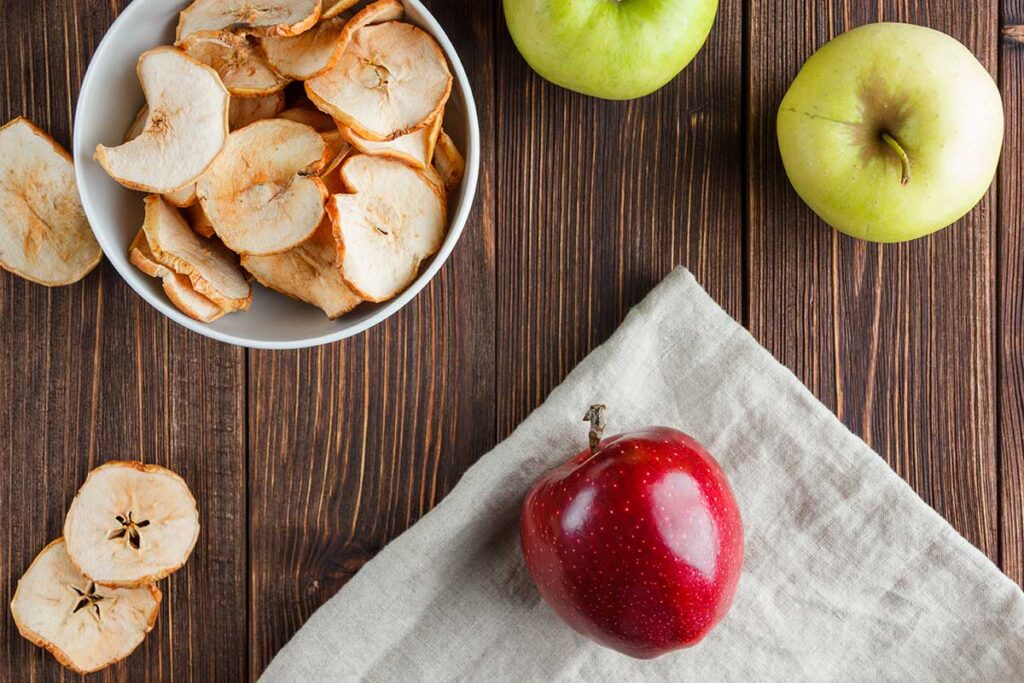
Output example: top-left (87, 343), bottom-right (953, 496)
top-left (74, 0), bottom-right (479, 350)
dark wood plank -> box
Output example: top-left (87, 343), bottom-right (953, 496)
top-left (246, 1), bottom-right (497, 675)
top-left (0, 2), bottom-right (248, 680)
top-left (748, 1), bottom-right (1001, 562)
top-left (1000, 7), bottom-right (1024, 585)
top-left (494, 0), bottom-right (746, 438)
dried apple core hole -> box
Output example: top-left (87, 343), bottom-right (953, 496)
top-left (149, 110), bottom-right (171, 136)
top-left (107, 510), bottom-right (151, 550)
top-left (69, 581), bottom-right (106, 622)
top-left (358, 61), bottom-right (392, 89)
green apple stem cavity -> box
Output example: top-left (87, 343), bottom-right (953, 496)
top-left (881, 132), bottom-right (911, 186)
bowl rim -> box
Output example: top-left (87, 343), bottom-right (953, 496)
top-left (73, 0), bottom-right (480, 350)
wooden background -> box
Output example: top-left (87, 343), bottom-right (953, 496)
top-left (1, 0), bottom-right (1021, 679)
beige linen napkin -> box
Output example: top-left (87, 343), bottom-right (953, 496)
top-left (262, 268), bottom-right (1024, 682)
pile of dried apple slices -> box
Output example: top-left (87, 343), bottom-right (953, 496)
top-left (11, 462), bottom-right (200, 674)
top-left (96, 0), bottom-right (466, 323)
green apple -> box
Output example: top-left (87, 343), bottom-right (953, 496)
top-left (503, 0), bottom-right (719, 100)
top-left (777, 23), bottom-right (1003, 243)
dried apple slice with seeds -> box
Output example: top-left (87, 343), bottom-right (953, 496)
top-left (95, 47), bottom-right (229, 194)
top-left (433, 130), bottom-right (465, 191)
top-left (306, 21), bottom-right (452, 141)
top-left (142, 195), bottom-right (251, 312)
top-left (343, 112), bottom-right (441, 170)
top-left (129, 230), bottom-right (225, 323)
top-left (327, 155), bottom-right (446, 302)
top-left (64, 461), bottom-right (200, 588)
top-left (229, 91), bottom-right (286, 130)
top-left (180, 31), bottom-right (288, 97)
top-left (0, 118), bottom-right (102, 286)
top-left (11, 539), bottom-right (161, 674)
top-left (177, 0), bottom-right (321, 42)
top-left (197, 119), bottom-right (329, 255)
top-left (242, 219), bottom-right (362, 319)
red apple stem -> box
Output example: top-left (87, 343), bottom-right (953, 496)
top-left (881, 132), bottom-right (911, 186)
top-left (583, 404), bottom-right (607, 452)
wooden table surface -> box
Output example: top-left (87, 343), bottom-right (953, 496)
top-left (1, 0), bottom-right (1021, 679)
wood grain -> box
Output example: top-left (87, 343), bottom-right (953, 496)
top-left (1, 0), bottom-right (1022, 680)
top-left (494, 0), bottom-right (746, 438)
top-left (1000, 3), bottom-right (1024, 585)
top-left (0, 3), bottom-right (247, 681)
top-left (246, 0), bottom-right (497, 675)
top-left (748, 1), bottom-right (1001, 560)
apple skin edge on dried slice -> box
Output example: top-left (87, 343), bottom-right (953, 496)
top-left (433, 129), bottom-right (465, 192)
top-left (176, 0), bottom-right (322, 43)
top-left (278, 105), bottom-right (336, 131)
top-left (242, 218), bottom-right (362, 319)
top-left (0, 118), bottom-right (102, 286)
top-left (185, 201), bottom-right (217, 239)
top-left (327, 154), bottom-right (447, 302)
top-left (141, 194), bottom-right (252, 312)
top-left (229, 91), bottom-right (286, 130)
top-left (180, 30), bottom-right (289, 98)
top-left (322, 0), bottom-right (360, 20)
top-left (122, 105), bottom-right (149, 143)
top-left (63, 461), bottom-right (201, 588)
top-left (95, 47), bottom-right (230, 194)
top-left (261, 15), bottom-right (349, 81)
top-left (262, 0), bottom-right (403, 81)
top-left (197, 118), bottom-right (329, 255)
top-left (306, 20), bottom-right (452, 141)
top-left (343, 111), bottom-right (441, 170)
top-left (11, 539), bottom-right (161, 674)
top-left (129, 230), bottom-right (226, 323)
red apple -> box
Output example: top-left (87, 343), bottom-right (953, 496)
top-left (521, 405), bottom-right (743, 658)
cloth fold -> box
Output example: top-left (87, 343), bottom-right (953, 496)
top-left (262, 268), bottom-right (1024, 682)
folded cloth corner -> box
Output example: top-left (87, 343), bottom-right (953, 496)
top-left (262, 267), bottom-right (1024, 682)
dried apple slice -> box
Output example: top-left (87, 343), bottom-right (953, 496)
top-left (177, 0), bottom-right (321, 42)
top-left (327, 155), bottom-right (446, 302)
top-left (433, 130), bottom-right (465, 191)
top-left (0, 118), bottom-right (102, 286)
top-left (242, 220), bottom-right (361, 318)
top-left (124, 108), bottom-right (198, 208)
top-left (11, 539), bottom-right (161, 674)
top-left (180, 31), bottom-right (288, 97)
top-left (322, 0), bottom-right (360, 19)
top-left (123, 105), bottom-right (149, 142)
top-left (263, 0), bottom-right (402, 80)
top-left (64, 461), bottom-right (200, 588)
top-left (261, 16), bottom-right (348, 80)
top-left (197, 119), bottom-right (329, 255)
top-left (185, 202), bottom-right (216, 239)
top-left (278, 105), bottom-right (336, 132)
top-left (129, 231), bottom-right (225, 323)
top-left (95, 47), bottom-right (229, 194)
top-left (229, 91), bottom-right (286, 130)
top-left (306, 21), bottom-right (452, 141)
top-left (343, 112), bottom-right (441, 170)
top-left (142, 195), bottom-right (251, 312)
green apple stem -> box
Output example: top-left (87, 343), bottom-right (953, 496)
top-left (583, 404), bottom-right (607, 451)
top-left (881, 132), bottom-right (911, 186)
